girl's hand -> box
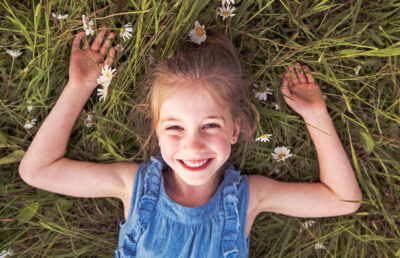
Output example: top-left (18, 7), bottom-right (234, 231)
top-left (281, 63), bottom-right (327, 119)
top-left (68, 26), bottom-right (116, 90)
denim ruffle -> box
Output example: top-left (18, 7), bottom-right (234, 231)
top-left (115, 157), bottom-right (241, 258)
top-left (221, 166), bottom-right (241, 258)
top-left (115, 156), bottom-right (163, 257)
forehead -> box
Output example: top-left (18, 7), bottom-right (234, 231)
top-left (158, 85), bottom-right (231, 121)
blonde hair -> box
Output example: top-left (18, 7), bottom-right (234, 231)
top-left (133, 29), bottom-right (257, 161)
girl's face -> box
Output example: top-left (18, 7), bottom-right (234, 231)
top-left (155, 84), bottom-right (240, 186)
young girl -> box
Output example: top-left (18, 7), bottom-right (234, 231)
top-left (19, 26), bottom-right (362, 257)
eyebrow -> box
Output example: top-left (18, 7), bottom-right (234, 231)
top-left (160, 116), bottom-right (225, 124)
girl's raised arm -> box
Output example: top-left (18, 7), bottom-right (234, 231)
top-left (248, 63), bottom-right (362, 218)
top-left (19, 27), bottom-right (138, 206)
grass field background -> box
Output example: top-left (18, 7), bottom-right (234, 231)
top-left (1, 0), bottom-right (400, 257)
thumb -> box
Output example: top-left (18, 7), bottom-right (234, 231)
top-left (281, 78), bottom-right (293, 103)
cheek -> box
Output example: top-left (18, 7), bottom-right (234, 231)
top-left (158, 135), bottom-right (180, 154)
top-left (208, 134), bottom-right (232, 153)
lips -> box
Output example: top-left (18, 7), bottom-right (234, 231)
top-left (178, 158), bottom-right (213, 171)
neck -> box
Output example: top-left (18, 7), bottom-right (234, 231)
top-left (163, 170), bottom-right (222, 208)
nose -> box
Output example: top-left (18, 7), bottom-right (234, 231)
top-left (182, 130), bottom-right (205, 153)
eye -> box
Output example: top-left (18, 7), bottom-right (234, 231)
top-left (203, 123), bottom-right (220, 129)
top-left (166, 125), bottom-right (183, 130)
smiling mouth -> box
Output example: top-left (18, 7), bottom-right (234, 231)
top-left (178, 158), bottom-right (213, 171)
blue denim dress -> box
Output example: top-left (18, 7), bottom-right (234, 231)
top-left (115, 156), bottom-right (250, 258)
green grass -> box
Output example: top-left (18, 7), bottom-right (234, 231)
top-left (1, 0), bottom-right (400, 257)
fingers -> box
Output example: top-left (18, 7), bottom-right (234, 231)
top-left (91, 25), bottom-right (107, 52)
top-left (100, 32), bottom-right (116, 57)
top-left (281, 77), bottom-right (292, 98)
top-left (286, 64), bottom-right (299, 82)
top-left (302, 65), bottom-right (314, 84)
top-left (286, 63), bottom-right (315, 84)
top-left (284, 72), bottom-right (294, 87)
top-left (72, 31), bottom-right (86, 50)
top-left (105, 47), bottom-right (116, 66)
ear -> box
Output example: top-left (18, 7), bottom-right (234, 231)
top-left (231, 118), bottom-right (241, 144)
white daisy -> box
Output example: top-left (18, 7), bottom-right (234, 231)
top-left (0, 249), bottom-right (14, 257)
top-left (24, 118), bottom-right (37, 129)
top-left (222, 0), bottom-right (235, 6)
top-left (27, 102), bottom-right (32, 112)
top-left (96, 65), bottom-right (116, 87)
top-left (314, 242), bottom-right (325, 250)
top-left (82, 15), bottom-right (95, 36)
top-left (253, 83), bottom-right (273, 101)
top-left (271, 146), bottom-right (293, 162)
top-left (255, 133), bottom-right (272, 142)
top-left (302, 220), bottom-right (316, 229)
top-left (271, 102), bottom-right (279, 110)
top-left (355, 65), bottom-right (362, 76)
top-left (217, 5), bottom-right (236, 20)
top-left (189, 21), bottom-right (206, 45)
top-left (84, 112), bottom-right (94, 128)
top-left (6, 49), bottom-right (22, 58)
top-left (115, 43), bottom-right (124, 52)
top-left (97, 85), bottom-right (109, 101)
top-left (120, 23), bottom-right (133, 41)
top-left (52, 12), bottom-right (69, 20)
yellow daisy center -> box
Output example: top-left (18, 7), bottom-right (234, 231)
top-left (223, 11), bottom-right (231, 16)
top-left (106, 72), bottom-right (111, 78)
top-left (84, 24), bottom-right (88, 29)
top-left (195, 27), bottom-right (204, 36)
top-left (278, 154), bottom-right (286, 160)
top-left (260, 135), bottom-right (268, 139)
top-left (120, 27), bottom-right (125, 34)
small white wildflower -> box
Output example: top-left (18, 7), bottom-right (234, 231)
top-left (82, 15), bottom-right (95, 36)
top-left (52, 12), bottom-right (69, 20)
top-left (96, 65), bottom-right (116, 87)
top-left (255, 133), bottom-right (272, 143)
top-left (271, 102), bottom-right (279, 110)
top-left (115, 43), bottom-right (124, 52)
top-left (84, 112), bottom-right (94, 128)
top-left (302, 220), bottom-right (316, 229)
top-left (97, 76), bottom-right (110, 87)
top-left (27, 102), bottom-right (32, 112)
top-left (189, 21), bottom-right (206, 45)
top-left (24, 118), bottom-right (37, 129)
top-left (120, 23), bottom-right (133, 41)
top-left (6, 49), bottom-right (22, 58)
top-left (97, 85), bottom-right (109, 101)
top-left (217, 5), bottom-right (236, 20)
top-left (221, 0), bottom-right (235, 6)
top-left (253, 83), bottom-right (273, 101)
top-left (146, 48), bottom-right (155, 65)
top-left (271, 146), bottom-right (293, 162)
top-left (355, 65), bottom-right (362, 76)
top-left (314, 242), bottom-right (325, 250)
top-left (0, 249), bottom-right (14, 258)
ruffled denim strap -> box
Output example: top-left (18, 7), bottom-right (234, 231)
top-left (115, 156), bottom-right (163, 257)
top-left (221, 165), bottom-right (241, 258)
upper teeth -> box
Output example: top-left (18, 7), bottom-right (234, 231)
top-left (182, 159), bottom-right (209, 168)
